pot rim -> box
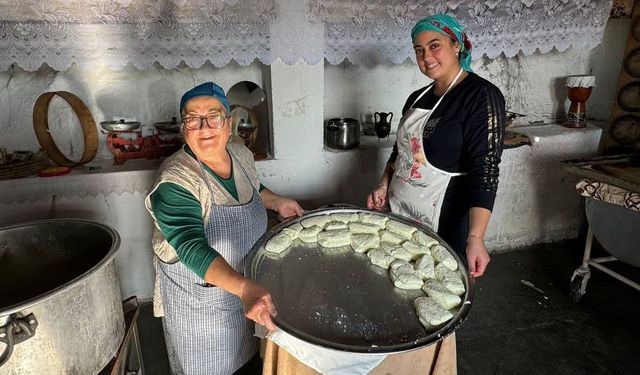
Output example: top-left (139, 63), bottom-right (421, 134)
top-left (326, 117), bottom-right (359, 125)
top-left (0, 219), bottom-right (121, 316)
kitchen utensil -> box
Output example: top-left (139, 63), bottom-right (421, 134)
top-left (374, 112), bottom-right (392, 140)
top-left (505, 111), bottom-right (526, 127)
top-left (231, 105), bottom-right (259, 150)
top-left (248, 207), bottom-right (473, 354)
top-left (324, 118), bottom-right (360, 150)
top-left (100, 119), bottom-right (141, 132)
top-left (0, 219), bottom-right (123, 374)
top-left (154, 117), bottom-right (180, 134)
top-left (33, 91), bottom-right (98, 167)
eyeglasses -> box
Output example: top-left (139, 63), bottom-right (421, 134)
top-left (182, 114), bottom-right (231, 130)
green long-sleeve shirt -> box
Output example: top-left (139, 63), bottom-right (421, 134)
top-left (151, 145), bottom-right (265, 279)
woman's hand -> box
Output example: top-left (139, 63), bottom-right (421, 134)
top-left (272, 196), bottom-right (304, 219)
top-left (466, 237), bottom-right (490, 277)
top-left (367, 185), bottom-right (388, 211)
top-left (240, 279), bottom-right (277, 332)
top-left (260, 189), bottom-right (304, 219)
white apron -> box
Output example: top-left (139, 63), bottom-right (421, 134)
top-left (159, 150), bottom-right (268, 375)
top-left (389, 68), bottom-right (466, 232)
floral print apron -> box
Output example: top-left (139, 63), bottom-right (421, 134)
top-left (389, 68), bottom-right (466, 231)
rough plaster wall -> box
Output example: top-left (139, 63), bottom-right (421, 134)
top-left (0, 62), bottom-right (262, 156)
top-left (324, 18), bottom-right (630, 128)
top-left (0, 19), bottom-right (629, 300)
top-left (487, 125), bottom-right (602, 251)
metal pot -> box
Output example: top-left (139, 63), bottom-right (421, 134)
top-left (100, 119), bottom-right (141, 132)
top-left (0, 219), bottom-right (124, 375)
top-left (154, 117), bottom-right (180, 134)
top-left (324, 118), bottom-right (360, 150)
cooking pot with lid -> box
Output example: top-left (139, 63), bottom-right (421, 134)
top-left (324, 118), bottom-right (360, 150)
top-left (100, 119), bottom-right (141, 132)
top-left (154, 116), bottom-right (180, 134)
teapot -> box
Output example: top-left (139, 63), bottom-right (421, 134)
top-left (374, 112), bottom-right (393, 140)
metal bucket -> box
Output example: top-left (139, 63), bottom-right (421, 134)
top-left (0, 219), bottom-right (124, 374)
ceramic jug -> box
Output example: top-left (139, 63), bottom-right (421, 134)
top-left (374, 112), bottom-right (393, 139)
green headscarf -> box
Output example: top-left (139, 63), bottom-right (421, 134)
top-left (411, 14), bottom-right (473, 72)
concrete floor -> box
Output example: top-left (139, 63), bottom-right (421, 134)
top-left (136, 240), bottom-right (640, 374)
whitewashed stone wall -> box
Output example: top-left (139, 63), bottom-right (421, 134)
top-left (0, 19), bottom-right (630, 300)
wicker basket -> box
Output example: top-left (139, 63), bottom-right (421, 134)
top-left (0, 155), bottom-right (50, 180)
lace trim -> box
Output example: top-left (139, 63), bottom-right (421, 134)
top-left (0, 160), bottom-right (158, 204)
top-left (312, 0), bottom-right (613, 64)
top-left (0, 0), bottom-right (613, 70)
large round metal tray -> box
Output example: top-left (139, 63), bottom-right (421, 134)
top-left (248, 207), bottom-right (474, 354)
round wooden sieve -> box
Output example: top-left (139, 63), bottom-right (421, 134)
top-left (33, 91), bottom-right (98, 167)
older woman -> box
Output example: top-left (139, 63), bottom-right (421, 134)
top-left (368, 14), bottom-right (506, 278)
top-left (145, 82), bottom-right (303, 374)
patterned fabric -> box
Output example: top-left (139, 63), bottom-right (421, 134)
top-left (159, 162), bottom-right (268, 374)
top-left (411, 14), bottom-right (473, 72)
top-left (389, 72), bottom-right (506, 211)
top-left (310, 0), bottom-right (613, 65)
top-left (145, 142), bottom-right (261, 317)
top-left (146, 143), bottom-right (260, 264)
top-left (576, 179), bottom-right (640, 213)
top-left (0, 0), bottom-right (613, 69)
top-left (389, 69), bottom-right (465, 231)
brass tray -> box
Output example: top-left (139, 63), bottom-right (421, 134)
top-left (248, 208), bottom-right (474, 354)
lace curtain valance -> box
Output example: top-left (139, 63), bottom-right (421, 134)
top-left (0, 0), bottom-right (613, 71)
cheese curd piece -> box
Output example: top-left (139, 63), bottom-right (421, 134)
top-left (368, 248), bottom-right (396, 269)
top-left (434, 263), bottom-right (465, 296)
top-left (317, 229), bottom-right (351, 248)
top-left (422, 279), bottom-right (461, 309)
top-left (281, 222), bottom-right (303, 240)
top-left (414, 296), bottom-right (453, 328)
top-left (298, 225), bottom-right (323, 243)
top-left (414, 253), bottom-right (435, 280)
top-left (265, 233), bottom-right (292, 254)
top-left (413, 231), bottom-right (439, 248)
top-left (381, 242), bottom-right (413, 261)
top-left (348, 222), bottom-right (381, 235)
top-left (402, 240), bottom-right (431, 259)
top-left (329, 213), bottom-right (359, 223)
top-left (379, 230), bottom-right (404, 245)
top-left (389, 260), bottom-right (423, 290)
top-left (431, 245), bottom-right (458, 271)
top-left (388, 246), bottom-right (413, 262)
top-left (392, 272), bottom-right (424, 290)
top-left (301, 215), bottom-right (331, 228)
top-left (385, 220), bottom-right (417, 239)
top-left (324, 221), bottom-right (348, 231)
top-left (389, 259), bottom-right (414, 274)
top-left (358, 213), bottom-right (388, 227)
top-left (350, 233), bottom-right (380, 253)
